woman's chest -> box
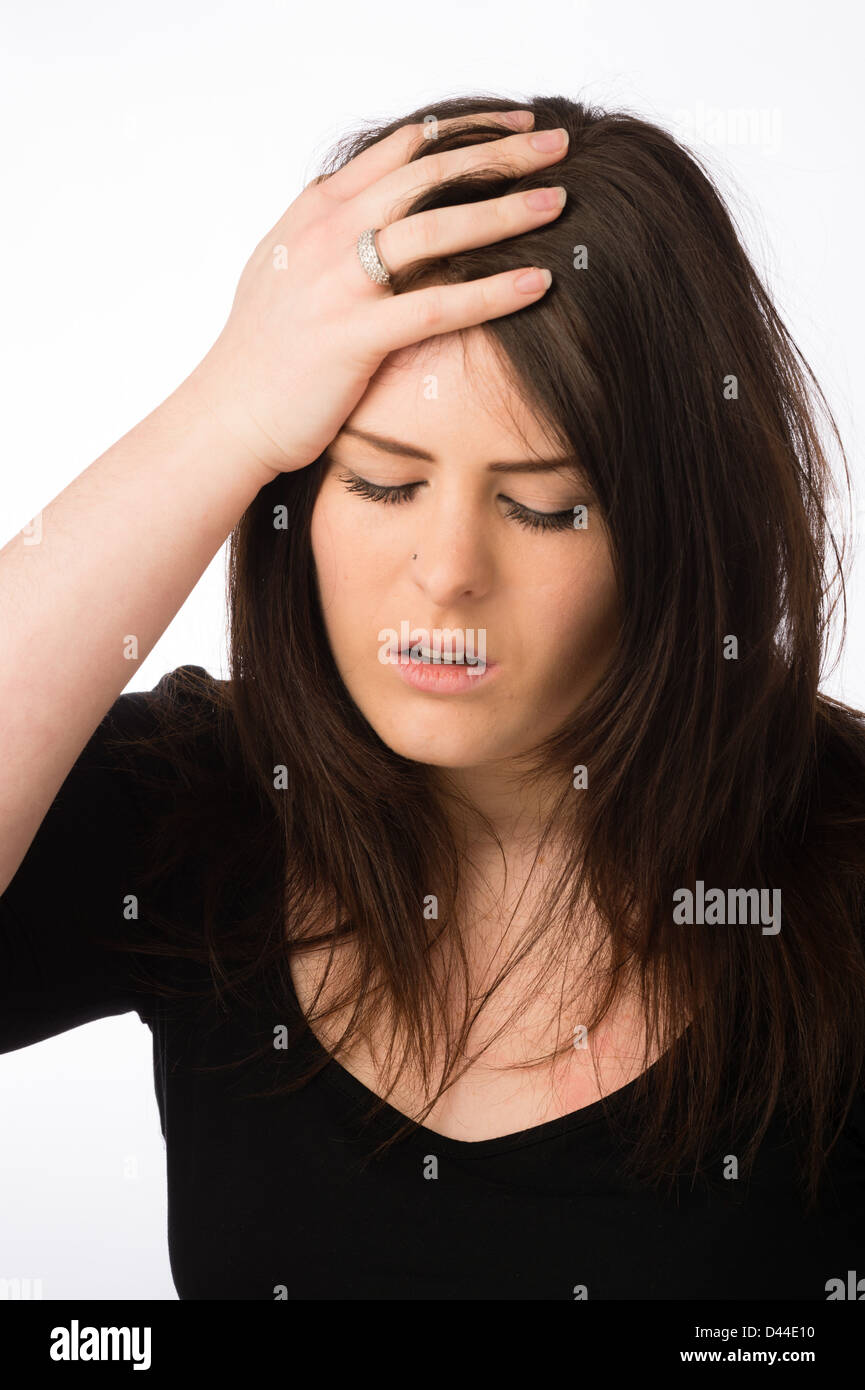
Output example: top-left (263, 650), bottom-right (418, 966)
top-left (288, 944), bottom-right (656, 1142)
top-left (156, 997), bottom-right (863, 1301)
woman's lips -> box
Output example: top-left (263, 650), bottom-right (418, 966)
top-left (393, 652), bottom-right (500, 694)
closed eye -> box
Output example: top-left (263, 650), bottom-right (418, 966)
top-left (337, 472), bottom-right (578, 533)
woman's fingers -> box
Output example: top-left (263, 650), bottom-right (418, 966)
top-left (356, 126), bottom-right (571, 228)
top-left (318, 109), bottom-right (535, 203)
top-left (375, 184), bottom-right (567, 277)
top-left (194, 110), bottom-right (566, 476)
top-left (355, 265), bottom-right (553, 361)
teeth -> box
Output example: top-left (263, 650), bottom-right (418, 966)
top-left (406, 647), bottom-right (464, 663)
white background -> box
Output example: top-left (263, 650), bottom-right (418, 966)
top-left (0, 0), bottom-right (862, 1299)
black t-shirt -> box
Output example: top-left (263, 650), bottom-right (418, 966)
top-left (2, 665), bottom-right (864, 1300)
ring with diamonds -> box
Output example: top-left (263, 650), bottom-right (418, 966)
top-left (357, 227), bottom-right (393, 287)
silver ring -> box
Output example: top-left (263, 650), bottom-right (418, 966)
top-left (357, 227), bottom-right (392, 287)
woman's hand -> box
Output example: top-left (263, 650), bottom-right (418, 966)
top-left (190, 110), bottom-right (569, 479)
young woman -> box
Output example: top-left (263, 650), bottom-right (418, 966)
top-left (2, 93), bottom-right (864, 1301)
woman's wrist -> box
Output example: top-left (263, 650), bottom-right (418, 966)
top-left (173, 354), bottom-right (287, 492)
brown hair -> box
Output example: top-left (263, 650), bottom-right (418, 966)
top-left (105, 91), bottom-right (865, 1208)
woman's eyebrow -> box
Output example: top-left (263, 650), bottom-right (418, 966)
top-left (335, 424), bottom-right (581, 475)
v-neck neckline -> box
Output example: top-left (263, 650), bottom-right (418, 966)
top-left (286, 962), bottom-right (686, 1158)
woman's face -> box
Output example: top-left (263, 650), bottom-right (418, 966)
top-left (310, 329), bottom-right (620, 772)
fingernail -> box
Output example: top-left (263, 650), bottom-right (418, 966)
top-left (525, 186), bottom-right (567, 210)
top-left (530, 128), bottom-right (569, 151)
top-left (502, 109), bottom-right (534, 129)
top-left (514, 267), bottom-right (552, 293)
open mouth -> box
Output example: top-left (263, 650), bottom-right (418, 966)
top-left (394, 654), bottom-right (499, 694)
top-left (399, 645), bottom-right (488, 666)
top-left (380, 624), bottom-right (493, 689)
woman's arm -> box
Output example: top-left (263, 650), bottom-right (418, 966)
top-left (0, 374), bottom-right (270, 895)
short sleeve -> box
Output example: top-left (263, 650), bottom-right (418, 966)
top-left (0, 667), bottom-right (207, 1053)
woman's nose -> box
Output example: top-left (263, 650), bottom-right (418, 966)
top-left (408, 506), bottom-right (495, 607)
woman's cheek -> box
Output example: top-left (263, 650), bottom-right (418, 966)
top-left (542, 560), bottom-right (619, 692)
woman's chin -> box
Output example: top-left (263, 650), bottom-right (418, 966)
top-left (369, 715), bottom-right (512, 770)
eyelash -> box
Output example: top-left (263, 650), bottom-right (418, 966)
top-left (337, 473), bottom-right (577, 533)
